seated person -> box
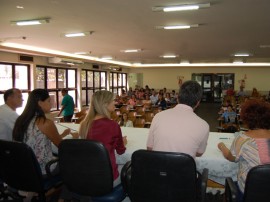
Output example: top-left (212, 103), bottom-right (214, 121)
top-left (13, 89), bottom-right (78, 175)
top-left (119, 112), bottom-right (133, 127)
top-left (127, 94), bottom-right (137, 108)
top-left (221, 104), bottom-right (237, 124)
top-left (218, 99), bottom-right (270, 201)
top-left (155, 94), bottom-right (167, 110)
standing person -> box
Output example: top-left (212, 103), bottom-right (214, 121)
top-left (58, 89), bottom-right (74, 122)
top-left (218, 99), bottom-right (270, 201)
top-left (79, 90), bottom-right (127, 186)
top-left (147, 80), bottom-right (209, 158)
top-left (0, 88), bottom-right (23, 140)
top-left (12, 89), bottom-right (76, 174)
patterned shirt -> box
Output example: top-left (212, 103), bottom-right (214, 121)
top-left (24, 118), bottom-right (54, 174)
top-left (230, 131), bottom-right (270, 193)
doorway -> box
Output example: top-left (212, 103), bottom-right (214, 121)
top-left (192, 73), bottom-right (235, 103)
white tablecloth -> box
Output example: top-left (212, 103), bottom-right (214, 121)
top-left (117, 127), bottom-right (238, 185)
top-left (55, 123), bottom-right (238, 185)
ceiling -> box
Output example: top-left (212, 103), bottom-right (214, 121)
top-left (1, 0), bottom-right (270, 67)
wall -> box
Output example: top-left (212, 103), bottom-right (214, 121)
top-left (129, 66), bottom-right (270, 93)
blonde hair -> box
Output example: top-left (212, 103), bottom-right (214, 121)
top-left (79, 90), bottom-right (114, 138)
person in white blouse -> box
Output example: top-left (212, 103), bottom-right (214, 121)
top-left (119, 112), bottom-right (133, 127)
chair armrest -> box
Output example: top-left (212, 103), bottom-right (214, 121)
top-left (225, 177), bottom-right (238, 202)
top-left (120, 161), bottom-right (131, 195)
top-left (200, 168), bottom-right (208, 202)
top-left (45, 158), bottom-right (59, 178)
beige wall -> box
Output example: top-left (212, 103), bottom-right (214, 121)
top-left (1, 51), bottom-right (269, 94)
top-left (129, 66), bottom-right (270, 93)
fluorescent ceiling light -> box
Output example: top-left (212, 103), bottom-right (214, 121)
top-left (11, 19), bottom-right (50, 26)
top-left (152, 3), bottom-right (210, 12)
top-left (101, 56), bottom-right (113, 60)
top-left (65, 33), bottom-right (86, 37)
top-left (156, 24), bottom-right (198, 30)
top-left (161, 55), bottom-right (177, 58)
top-left (121, 49), bottom-right (141, 53)
top-left (64, 31), bottom-right (93, 38)
top-left (164, 5), bottom-right (199, 12)
top-left (234, 53), bottom-right (250, 57)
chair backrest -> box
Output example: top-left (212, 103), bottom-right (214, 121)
top-left (134, 118), bottom-right (145, 128)
top-left (243, 164), bottom-right (270, 202)
top-left (0, 139), bottom-right (44, 193)
top-left (128, 150), bottom-right (198, 202)
top-left (58, 139), bottom-right (114, 197)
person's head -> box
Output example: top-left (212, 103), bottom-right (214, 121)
top-left (122, 112), bottom-right (128, 121)
top-left (79, 90), bottom-right (114, 138)
top-left (178, 80), bottom-right (203, 108)
top-left (4, 88), bottom-right (23, 110)
top-left (227, 104), bottom-right (233, 112)
top-left (240, 99), bottom-right (270, 130)
top-left (13, 89), bottom-right (50, 141)
top-left (61, 89), bottom-right (68, 96)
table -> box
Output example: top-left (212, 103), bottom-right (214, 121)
top-left (117, 127), bottom-right (238, 185)
top-left (55, 123), bottom-right (238, 185)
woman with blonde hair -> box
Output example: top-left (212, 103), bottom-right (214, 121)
top-left (79, 90), bottom-right (127, 186)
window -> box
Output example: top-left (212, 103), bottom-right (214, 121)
top-left (109, 72), bottom-right (127, 95)
top-left (81, 69), bottom-right (107, 106)
top-left (0, 63), bottom-right (30, 114)
top-left (36, 66), bottom-right (77, 111)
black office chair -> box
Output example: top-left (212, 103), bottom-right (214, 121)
top-left (225, 164), bottom-right (270, 202)
top-left (58, 139), bottom-right (126, 202)
top-left (0, 139), bottom-right (62, 202)
top-left (121, 149), bottom-right (208, 202)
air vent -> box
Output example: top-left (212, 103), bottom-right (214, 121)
top-left (93, 64), bottom-right (99, 69)
top-left (19, 55), bottom-right (34, 62)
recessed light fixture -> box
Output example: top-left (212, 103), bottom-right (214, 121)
top-left (11, 18), bottom-right (50, 26)
top-left (161, 55), bottom-right (178, 58)
top-left (74, 52), bottom-right (91, 55)
top-left (233, 59), bottom-right (244, 64)
top-left (121, 49), bottom-right (142, 53)
top-left (156, 24), bottom-right (199, 30)
top-left (101, 56), bottom-right (113, 60)
top-left (152, 3), bottom-right (210, 12)
top-left (64, 31), bottom-right (93, 38)
top-left (234, 53), bottom-right (250, 57)
top-left (16, 5), bottom-right (24, 9)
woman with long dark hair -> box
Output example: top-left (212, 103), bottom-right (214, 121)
top-left (13, 89), bottom-right (75, 174)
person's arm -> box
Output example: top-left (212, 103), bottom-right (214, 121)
top-left (37, 118), bottom-right (72, 147)
top-left (217, 142), bottom-right (236, 162)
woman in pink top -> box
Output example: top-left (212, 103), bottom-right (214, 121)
top-left (218, 99), bottom-right (270, 201)
top-left (79, 90), bottom-right (127, 186)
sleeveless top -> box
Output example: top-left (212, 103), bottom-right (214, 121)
top-left (24, 118), bottom-right (54, 174)
top-left (231, 131), bottom-right (270, 193)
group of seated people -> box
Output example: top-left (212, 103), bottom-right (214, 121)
top-left (115, 86), bottom-right (178, 111)
top-left (1, 82), bottom-right (270, 201)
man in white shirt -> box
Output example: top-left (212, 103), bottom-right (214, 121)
top-left (0, 88), bottom-right (23, 140)
top-left (150, 90), bottom-right (159, 105)
top-left (147, 81), bottom-right (209, 158)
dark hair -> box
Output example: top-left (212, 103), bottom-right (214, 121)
top-left (61, 88), bottom-right (68, 93)
top-left (240, 99), bottom-right (270, 130)
top-left (178, 80), bottom-right (202, 108)
top-left (13, 89), bottom-right (50, 141)
top-left (119, 112), bottom-right (128, 126)
top-left (4, 88), bottom-right (18, 102)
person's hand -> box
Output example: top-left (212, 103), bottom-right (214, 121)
top-left (63, 128), bottom-right (71, 136)
top-left (123, 136), bottom-right (127, 146)
top-left (217, 142), bottom-right (226, 151)
top-left (71, 132), bottom-right (79, 139)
